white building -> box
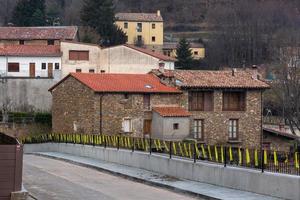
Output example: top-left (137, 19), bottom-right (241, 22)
top-left (0, 45), bottom-right (62, 79)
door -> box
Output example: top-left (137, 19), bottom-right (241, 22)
top-left (29, 63), bottom-right (35, 77)
top-left (143, 120), bottom-right (152, 135)
top-left (48, 63), bottom-right (53, 77)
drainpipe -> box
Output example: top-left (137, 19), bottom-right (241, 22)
top-left (99, 94), bottom-right (104, 134)
top-left (260, 90), bottom-right (264, 172)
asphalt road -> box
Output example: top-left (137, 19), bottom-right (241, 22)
top-left (23, 155), bottom-right (200, 200)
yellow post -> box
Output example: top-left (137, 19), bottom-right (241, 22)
top-left (179, 143), bottom-right (184, 156)
top-left (173, 142), bottom-right (177, 155)
top-left (229, 146), bottom-right (233, 161)
top-left (164, 141), bottom-right (169, 152)
top-left (221, 146), bottom-right (224, 163)
top-left (274, 151), bottom-right (278, 166)
top-left (264, 150), bottom-right (268, 165)
top-left (246, 148), bottom-right (250, 165)
top-left (214, 146), bottom-right (219, 162)
top-left (184, 143), bottom-right (189, 157)
top-left (238, 148), bottom-right (242, 165)
top-left (254, 149), bottom-right (259, 167)
top-left (188, 143), bottom-right (192, 158)
top-left (208, 145), bottom-right (212, 161)
top-left (201, 144), bottom-right (206, 158)
top-left (195, 143), bottom-right (200, 158)
top-left (295, 152), bottom-right (299, 169)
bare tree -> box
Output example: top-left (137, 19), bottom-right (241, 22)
top-left (273, 47), bottom-right (300, 134)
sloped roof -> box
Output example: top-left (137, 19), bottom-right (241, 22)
top-left (0, 45), bottom-right (61, 57)
top-left (152, 69), bottom-right (270, 89)
top-left (116, 12), bottom-right (163, 22)
top-left (49, 73), bottom-right (181, 93)
top-left (263, 127), bottom-right (300, 140)
top-left (125, 44), bottom-right (176, 61)
top-left (0, 26), bottom-right (78, 40)
top-left (153, 107), bottom-right (191, 117)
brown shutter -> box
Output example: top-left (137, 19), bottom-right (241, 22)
top-left (8, 63), bottom-right (20, 72)
top-left (79, 51), bottom-right (89, 60)
top-left (204, 92), bottom-right (213, 111)
top-left (69, 51), bottom-right (77, 60)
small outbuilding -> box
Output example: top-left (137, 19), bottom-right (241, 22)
top-left (151, 107), bottom-right (191, 140)
top-left (0, 132), bottom-right (26, 200)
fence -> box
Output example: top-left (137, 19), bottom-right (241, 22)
top-left (21, 133), bottom-right (300, 176)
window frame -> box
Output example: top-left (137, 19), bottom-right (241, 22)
top-left (173, 123), bottom-right (179, 130)
top-left (152, 36), bottom-right (156, 42)
top-left (222, 91), bottom-right (246, 111)
top-left (19, 40), bottom-right (24, 45)
top-left (137, 23), bottom-right (142, 32)
top-left (193, 119), bottom-right (204, 140)
top-left (122, 118), bottom-right (132, 133)
top-left (124, 22), bottom-right (128, 29)
top-left (47, 39), bottom-right (55, 45)
top-left (41, 63), bottom-right (47, 70)
top-left (89, 69), bottom-right (95, 73)
top-left (143, 94), bottom-right (151, 110)
top-left (55, 63), bottom-right (60, 70)
top-left (76, 68), bottom-right (82, 73)
top-left (7, 63), bottom-right (20, 72)
top-left (228, 119), bottom-right (239, 140)
top-left (152, 23), bottom-right (156, 29)
top-left (188, 91), bottom-right (214, 111)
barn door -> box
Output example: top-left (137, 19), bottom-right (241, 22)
top-left (29, 63), bottom-right (35, 77)
top-left (48, 63), bottom-right (53, 77)
top-left (143, 120), bottom-right (152, 135)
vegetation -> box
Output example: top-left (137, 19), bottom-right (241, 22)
top-left (80, 0), bottom-right (127, 46)
top-left (175, 38), bottom-right (193, 69)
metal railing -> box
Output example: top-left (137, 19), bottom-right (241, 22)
top-left (21, 133), bottom-right (300, 176)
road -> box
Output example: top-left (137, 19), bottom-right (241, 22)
top-left (23, 155), bottom-right (200, 200)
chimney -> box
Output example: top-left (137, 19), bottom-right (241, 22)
top-left (159, 62), bottom-right (165, 73)
top-left (157, 10), bottom-right (161, 16)
top-left (251, 65), bottom-right (259, 80)
top-left (231, 68), bottom-right (237, 76)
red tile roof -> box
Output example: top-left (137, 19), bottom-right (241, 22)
top-left (0, 45), bottom-right (61, 57)
top-left (49, 73), bottom-right (181, 93)
top-left (116, 12), bottom-right (163, 22)
top-left (153, 107), bottom-right (191, 117)
top-left (125, 44), bottom-right (176, 61)
top-left (0, 26), bottom-right (78, 40)
top-left (152, 69), bottom-right (270, 89)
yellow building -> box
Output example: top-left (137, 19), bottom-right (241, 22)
top-left (163, 42), bottom-right (205, 59)
top-left (115, 10), bottom-right (164, 51)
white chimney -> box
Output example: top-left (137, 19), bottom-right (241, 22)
top-left (157, 10), bottom-right (161, 16)
top-left (232, 68), bottom-right (237, 76)
top-left (159, 62), bottom-right (165, 73)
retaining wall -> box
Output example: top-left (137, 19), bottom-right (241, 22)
top-left (24, 143), bottom-right (300, 200)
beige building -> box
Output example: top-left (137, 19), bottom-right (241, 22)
top-left (115, 11), bottom-right (164, 51)
top-left (100, 44), bottom-right (176, 74)
top-left (60, 41), bottom-right (101, 76)
top-left (163, 42), bottom-right (205, 59)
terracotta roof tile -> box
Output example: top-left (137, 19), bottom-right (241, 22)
top-left (125, 44), bottom-right (176, 61)
top-left (153, 107), bottom-right (191, 117)
top-left (0, 45), bottom-right (61, 57)
top-left (152, 69), bottom-right (270, 89)
top-left (116, 13), bottom-right (163, 22)
top-left (0, 26), bottom-right (78, 40)
top-left (50, 73), bottom-right (181, 93)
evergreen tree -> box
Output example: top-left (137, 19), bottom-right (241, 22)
top-left (11, 0), bottom-right (46, 26)
top-left (175, 38), bottom-right (193, 69)
top-left (80, 0), bottom-right (126, 46)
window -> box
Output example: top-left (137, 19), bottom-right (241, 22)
top-left (124, 94), bottom-right (129, 99)
top-left (89, 69), bottom-right (95, 73)
top-left (122, 118), bottom-right (132, 132)
top-left (137, 23), bottom-right (142, 32)
top-left (69, 50), bottom-right (89, 61)
top-left (125, 36), bottom-right (128, 42)
top-left (229, 119), bottom-right (238, 140)
top-left (194, 51), bottom-right (199, 55)
top-left (41, 63), bottom-right (47, 70)
top-left (194, 119), bottom-right (204, 140)
top-left (8, 63), bottom-right (19, 72)
top-left (152, 23), bottom-right (156, 29)
top-left (188, 91), bottom-right (214, 111)
top-left (223, 91), bottom-right (246, 111)
top-left (76, 69), bottom-right (82, 72)
top-left (173, 123), bottom-right (179, 130)
top-left (55, 63), bottom-right (60, 70)
top-left (19, 40), bottom-right (24, 45)
top-left (124, 22), bottom-right (128, 29)
top-left (100, 70), bottom-right (105, 73)
top-left (137, 35), bottom-right (142, 42)
top-left (152, 36), bottom-right (156, 42)
top-left (47, 40), bottom-right (55, 45)
top-left (143, 94), bottom-right (150, 110)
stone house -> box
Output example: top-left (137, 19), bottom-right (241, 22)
top-left (49, 73), bottom-right (183, 136)
top-left (151, 69), bottom-right (270, 148)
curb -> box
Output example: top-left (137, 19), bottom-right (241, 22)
top-left (32, 153), bottom-right (220, 200)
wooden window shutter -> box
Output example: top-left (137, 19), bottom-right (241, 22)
top-left (69, 51), bottom-right (77, 60)
top-left (204, 92), bottom-right (213, 111)
top-left (79, 51), bottom-right (89, 60)
top-left (8, 63), bottom-right (20, 72)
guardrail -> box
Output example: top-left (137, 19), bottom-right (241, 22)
top-left (21, 133), bottom-right (300, 176)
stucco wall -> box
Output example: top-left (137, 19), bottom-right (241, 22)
top-left (0, 78), bottom-right (57, 111)
top-left (0, 56), bottom-right (61, 78)
top-left (60, 41), bottom-right (101, 77)
top-left (100, 46), bottom-right (174, 74)
top-left (152, 112), bottom-right (190, 140)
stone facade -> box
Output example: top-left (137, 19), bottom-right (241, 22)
top-left (181, 90), bottom-right (263, 148)
top-left (52, 76), bottom-right (183, 136)
top-left (52, 76), bottom-right (264, 148)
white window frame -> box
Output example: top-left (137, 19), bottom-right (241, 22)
top-left (194, 119), bottom-right (203, 140)
top-left (122, 118), bottom-right (132, 133)
top-left (229, 119), bottom-right (238, 140)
